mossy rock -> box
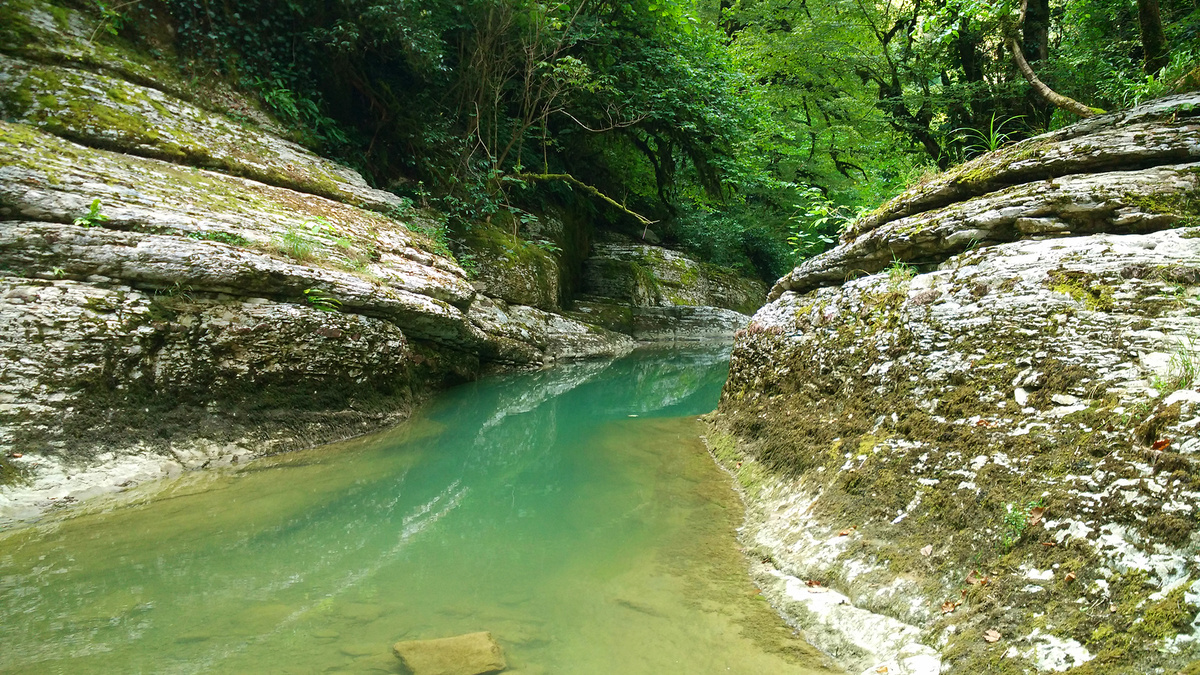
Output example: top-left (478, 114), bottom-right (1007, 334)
top-left (463, 223), bottom-right (560, 311)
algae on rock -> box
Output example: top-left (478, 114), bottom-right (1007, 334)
top-left (714, 92), bottom-right (1200, 675)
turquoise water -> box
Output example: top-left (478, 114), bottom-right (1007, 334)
top-left (0, 348), bottom-right (837, 674)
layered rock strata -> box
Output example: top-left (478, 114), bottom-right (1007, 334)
top-left (0, 0), bottom-right (634, 520)
top-left (571, 236), bottom-right (767, 340)
top-left (712, 93), bottom-right (1200, 675)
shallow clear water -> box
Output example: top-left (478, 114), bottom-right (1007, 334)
top-left (0, 347), bottom-right (837, 674)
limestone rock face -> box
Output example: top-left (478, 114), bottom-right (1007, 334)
top-left (468, 295), bottom-right (634, 365)
top-left (392, 632), bottom-right (506, 675)
top-left (714, 92), bottom-right (1200, 675)
top-left (574, 238), bottom-right (765, 340)
top-left (0, 0), bottom-right (644, 520)
top-left (464, 224), bottom-right (560, 311)
top-left (0, 54), bottom-right (404, 212)
top-left (583, 239), bottom-right (766, 313)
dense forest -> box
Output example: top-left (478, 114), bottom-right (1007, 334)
top-left (108, 0), bottom-right (1199, 279)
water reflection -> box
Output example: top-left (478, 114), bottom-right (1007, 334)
top-left (0, 346), bottom-right (837, 674)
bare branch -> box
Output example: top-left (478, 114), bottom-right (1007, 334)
top-left (511, 173), bottom-right (656, 226)
top-left (1008, 0), bottom-right (1098, 118)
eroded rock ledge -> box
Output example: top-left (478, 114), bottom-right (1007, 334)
top-left (714, 93), bottom-right (1200, 675)
top-left (0, 0), bottom-right (763, 523)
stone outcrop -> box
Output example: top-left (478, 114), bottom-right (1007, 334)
top-left (392, 632), bottom-right (506, 675)
top-left (570, 236), bottom-right (767, 340)
top-left (0, 0), bottom-right (636, 520)
top-left (712, 92), bottom-right (1200, 675)
top-left (463, 224), bottom-right (560, 312)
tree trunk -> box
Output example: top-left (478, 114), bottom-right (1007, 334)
top-left (1008, 0), bottom-right (1096, 119)
top-left (1009, 37), bottom-right (1096, 118)
top-left (1021, 0), bottom-right (1053, 129)
top-left (1138, 0), bottom-right (1169, 75)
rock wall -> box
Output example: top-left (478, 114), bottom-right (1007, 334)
top-left (569, 235), bottom-right (767, 340)
top-left (712, 93), bottom-right (1200, 675)
top-left (0, 0), bottom-right (634, 520)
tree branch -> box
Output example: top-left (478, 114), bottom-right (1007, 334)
top-left (511, 173), bottom-right (656, 226)
top-left (1008, 0), bottom-right (1098, 119)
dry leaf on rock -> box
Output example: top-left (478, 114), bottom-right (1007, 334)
top-left (1152, 438), bottom-right (1172, 451)
top-left (941, 600), bottom-right (960, 614)
top-left (875, 667), bottom-right (889, 673)
top-left (920, 545), bottom-right (933, 557)
top-left (1064, 571), bottom-right (1076, 583)
top-left (983, 629), bottom-right (1001, 643)
top-left (966, 570), bottom-right (990, 586)
top-left (1029, 506), bottom-right (1046, 528)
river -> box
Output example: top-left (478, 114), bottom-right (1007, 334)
top-left (0, 347), bottom-right (838, 674)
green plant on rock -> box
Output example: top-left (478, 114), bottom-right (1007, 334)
top-left (187, 230), bottom-right (251, 246)
top-left (1000, 499), bottom-right (1044, 552)
top-left (1152, 336), bottom-right (1199, 395)
top-left (154, 281), bottom-right (194, 300)
top-left (454, 247), bottom-right (479, 279)
top-left (303, 288), bottom-right (341, 312)
top-left (406, 220), bottom-right (456, 261)
top-left (89, 0), bottom-right (139, 42)
top-left (953, 114), bottom-right (1024, 159)
top-left (532, 239), bottom-right (561, 255)
top-left (275, 226), bottom-right (318, 262)
top-left (73, 198), bottom-right (109, 228)
top-left (886, 258), bottom-right (917, 290)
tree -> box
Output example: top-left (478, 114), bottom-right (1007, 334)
top-left (1137, 0), bottom-right (1170, 75)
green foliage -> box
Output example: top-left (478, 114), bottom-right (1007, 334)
top-left (90, 0), bottom-right (136, 41)
top-left (405, 219), bottom-right (457, 262)
top-left (532, 239), bottom-right (562, 255)
top-left (73, 198), bottom-right (109, 228)
top-left (1152, 336), bottom-right (1199, 395)
top-left (1000, 499), bottom-right (1044, 552)
top-left (186, 230), bottom-right (251, 247)
top-left (303, 288), bottom-right (342, 312)
top-left (671, 204), bottom-right (795, 280)
top-left (454, 248), bottom-right (480, 279)
top-left (886, 259), bottom-right (917, 289)
top-left (788, 188), bottom-right (858, 260)
top-left (274, 226), bottom-right (318, 262)
top-left (954, 114), bottom-right (1024, 159)
top-left (132, 0), bottom-right (1197, 281)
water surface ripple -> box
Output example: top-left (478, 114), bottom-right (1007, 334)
top-left (0, 347), bottom-right (838, 674)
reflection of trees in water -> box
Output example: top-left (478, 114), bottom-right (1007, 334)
top-left (0, 346), bottom-right (734, 673)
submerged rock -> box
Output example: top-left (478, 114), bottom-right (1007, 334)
top-left (392, 631), bottom-right (506, 675)
top-left (713, 92), bottom-right (1200, 675)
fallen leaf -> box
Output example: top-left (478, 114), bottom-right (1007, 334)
top-left (1041, 542), bottom-right (1056, 547)
top-left (966, 570), bottom-right (990, 586)
top-left (983, 629), bottom-right (1001, 643)
top-left (920, 545), bottom-right (933, 557)
top-left (875, 667), bottom-right (889, 674)
top-left (941, 600), bottom-right (960, 614)
top-left (806, 580), bottom-right (823, 587)
top-left (1029, 506), bottom-right (1046, 528)
top-left (1152, 438), bottom-right (1172, 451)
top-left (1064, 571), bottom-right (1076, 583)
top-left (8, 452), bottom-right (21, 459)
top-left (838, 528), bottom-right (855, 536)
